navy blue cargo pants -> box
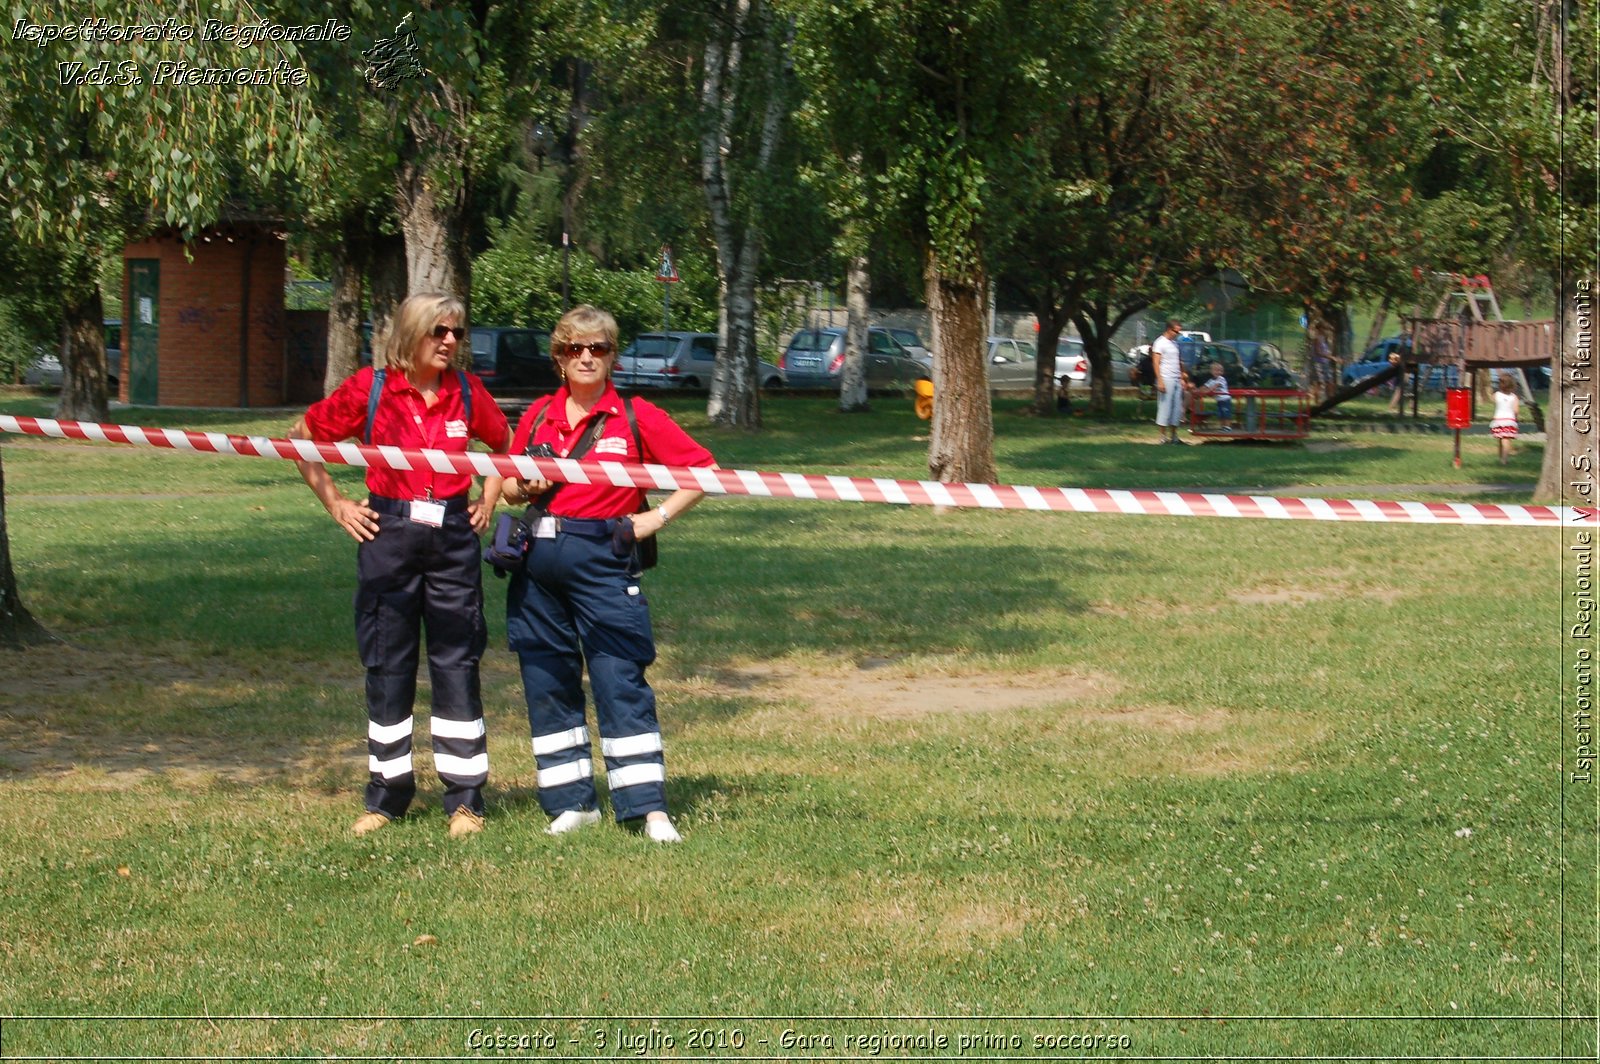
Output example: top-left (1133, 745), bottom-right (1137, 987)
top-left (356, 495), bottom-right (489, 820)
top-left (506, 518), bottom-right (667, 821)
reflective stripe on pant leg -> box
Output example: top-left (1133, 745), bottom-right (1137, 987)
top-left (429, 668), bottom-right (488, 815)
top-left (589, 654), bottom-right (667, 820)
top-left (562, 537), bottom-right (665, 821)
top-left (356, 518), bottom-right (424, 820)
top-left (510, 556), bottom-right (597, 816)
top-left (422, 516), bottom-right (491, 815)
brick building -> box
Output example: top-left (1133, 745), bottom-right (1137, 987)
top-left (119, 222), bottom-right (288, 407)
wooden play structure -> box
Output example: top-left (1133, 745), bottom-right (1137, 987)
top-left (1311, 274), bottom-right (1552, 425)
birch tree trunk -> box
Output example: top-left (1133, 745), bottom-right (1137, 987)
top-left (839, 251), bottom-right (870, 412)
top-left (926, 252), bottom-right (997, 484)
top-left (701, 0), bottom-right (790, 430)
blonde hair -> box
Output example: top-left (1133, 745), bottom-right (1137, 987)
top-left (384, 293), bottom-right (467, 374)
top-left (549, 304), bottom-right (620, 374)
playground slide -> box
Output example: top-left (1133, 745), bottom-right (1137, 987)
top-left (1310, 360), bottom-right (1402, 416)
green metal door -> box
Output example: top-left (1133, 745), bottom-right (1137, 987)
top-left (128, 259), bottom-right (159, 405)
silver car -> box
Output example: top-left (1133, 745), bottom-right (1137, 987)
top-left (781, 327), bottom-right (928, 389)
top-left (1053, 338), bottom-right (1135, 388)
top-left (985, 336), bottom-right (1039, 387)
top-left (616, 331), bottom-right (784, 389)
top-left (21, 320), bottom-right (122, 390)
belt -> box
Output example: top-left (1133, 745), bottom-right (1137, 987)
top-left (537, 515), bottom-right (619, 538)
top-left (369, 494), bottom-right (471, 517)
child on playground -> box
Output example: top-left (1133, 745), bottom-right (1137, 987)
top-left (1200, 362), bottom-right (1234, 429)
top-left (1490, 373), bottom-right (1520, 464)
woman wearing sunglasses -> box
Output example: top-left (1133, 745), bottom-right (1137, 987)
top-left (290, 293), bottom-right (510, 838)
top-left (488, 304), bottom-right (714, 843)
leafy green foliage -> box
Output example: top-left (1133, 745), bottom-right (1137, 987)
top-left (0, 0), bottom-right (313, 245)
top-left (472, 223), bottom-right (717, 338)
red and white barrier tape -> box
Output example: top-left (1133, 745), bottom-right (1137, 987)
top-left (1, 414), bottom-right (1592, 528)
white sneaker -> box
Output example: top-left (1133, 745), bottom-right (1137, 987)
top-left (546, 808), bottom-right (601, 836)
top-left (644, 816), bottom-right (681, 844)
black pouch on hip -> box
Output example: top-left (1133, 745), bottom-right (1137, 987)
top-left (483, 510), bottom-right (533, 577)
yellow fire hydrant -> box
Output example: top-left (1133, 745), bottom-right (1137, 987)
top-left (913, 378), bottom-right (934, 420)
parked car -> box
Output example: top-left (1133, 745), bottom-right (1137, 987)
top-left (985, 335), bottom-right (1039, 387)
top-left (1185, 341), bottom-right (1300, 389)
top-left (886, 328), bottom-right (931, 366)
top-left (1218, 339), bottom-right (1285, 377)
top-left (1342, 336), bottom-right (1467, 392)
top-left (22, 352), bottom-right (61, 388)
top-left (781, 327), bottom-right (928, 389)
top-left (1052, 338), bottom-right (1135, 388)
top-left (1179, 342), bottom-right (1251, 388)
top-left (21, 320), bottom-right (122, 390)
top-left (615, 331), bottom-right (784, 390)
top-left (468, 326), bottom-right (559, 391)
top-left (104, 319), bottom-right (122, 388)
top-left (1340, 336), bottom-right (1409, 388)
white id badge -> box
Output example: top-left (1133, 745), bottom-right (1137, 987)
top-left (532, 516), bottom-right (558, 539)
top-left (408, 499), bottom-right (447, 527)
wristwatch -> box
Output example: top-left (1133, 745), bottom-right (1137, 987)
top-left (656, 504), bottom-right (672, 526)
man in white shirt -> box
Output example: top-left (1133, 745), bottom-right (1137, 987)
top-left (1151, 319), bottom-right (1187, 444)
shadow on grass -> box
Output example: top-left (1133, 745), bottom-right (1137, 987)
top-left (7, 496), bottom-right (1102, 778)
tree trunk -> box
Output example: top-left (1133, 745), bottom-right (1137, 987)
top-left (367, 231), bottom-right (408, 368)
top-left (398, 160), bottom-right (470, 303)
top-left (839, 252), bottom-right (870, 412)
top-left (1031, 307), bottom-right (1067, 416)
top-left (700, 0), bottom-right (788, 431)
top-left (1535, 279), bottom-right (1598, 505)
top-left (0, 446), bottom-right (52, 647)
top-left (926, 253), bottom-right (997, 484)
top-left (1077, 305), bottom-right (1119, 417)
top-left (324, 225), bottom-right (365, 395)
top-left (397, 82), bottom-right (471, 306)
top-left (55, 268), bottom-right (109, 424)
top-left (710, 254), bottom-right (762, 430)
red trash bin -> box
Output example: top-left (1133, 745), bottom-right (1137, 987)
top-left (1445, 387), bottom-right (1472, 429)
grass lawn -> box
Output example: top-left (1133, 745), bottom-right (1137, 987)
top-left (0, 388), bottom-right (1589, 1059)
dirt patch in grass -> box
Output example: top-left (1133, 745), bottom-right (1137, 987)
top-left (5, 646), bottom-right (1297, 785)
top-left (1229, 587), bottom-right (1329, 606)
top-left (697, 661), bottom-right (1119, 720)
top-left (1, 645), bottom-right (358, 785)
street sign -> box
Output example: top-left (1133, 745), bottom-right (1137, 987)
top-left (655, 245), bottom-right (680, 284)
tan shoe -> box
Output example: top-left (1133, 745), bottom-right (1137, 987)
top-left (352, 811), bottom-right (391, 836)
top-left (447, 807), bottom-right (485, 838)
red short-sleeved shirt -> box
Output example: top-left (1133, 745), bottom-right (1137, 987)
top-left (509, 383), bottom-right (715, 519)
top-left (304, 366), bottom-right (510, 500)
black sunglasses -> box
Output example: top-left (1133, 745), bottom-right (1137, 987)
top-left (556, 341), bottom-right (616, 359)
top-left (431, 324), bottom-right (467, 341)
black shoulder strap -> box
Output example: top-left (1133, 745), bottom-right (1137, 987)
top-left (456, 368), bottom-right (473, 428)
top-left (363, 368), bottom-right (386, 445)
top-left (530, 400), bottom-right (606, 510)
top-left (525, 394), bottom-right (555, 451)
top-left (624, 396), bottom-right (648, 508)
